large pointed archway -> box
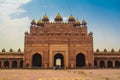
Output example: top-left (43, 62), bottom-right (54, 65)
top-left (32, 53), bottom-right (42, 68)
top-left (54, 53), bottom-right (64, 68)
top-left (76, 53), bottom-right (85, 68)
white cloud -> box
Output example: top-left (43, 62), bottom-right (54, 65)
top-left (49, 16), bottom-right (68, 22)
top-left (63, 17), bottom-right (68, 22)
top-left (0, 0), bottom-right (31, 51)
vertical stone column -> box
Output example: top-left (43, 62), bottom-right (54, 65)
top-left (97, 60), bottom-right (100, 68)
top-left (9, 60), bottom-right (12, 68)
top-left (65, 49), bottom-right (69, 68)
top-left (1, 61), bottom-right (4, 68)
top-left (49, 51), bottom-right (53, 68)
top-left (86, 54), bottom-right (89, 68)
top-left (44, 63), bottom-right (47, 68)
top-left (105, 60), bottom-right (107, 68)
top-left (17, 61), bottom-right (20, 68)
top-left (112, 60), bottom-right (115, 68)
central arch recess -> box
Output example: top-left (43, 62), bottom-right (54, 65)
top-left (54, 53), bottom-right (64, 68)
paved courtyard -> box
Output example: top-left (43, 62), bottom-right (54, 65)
top-left (0, 69), bottom-right (120, 80)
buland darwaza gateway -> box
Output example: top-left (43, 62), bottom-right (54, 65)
top-left (0, 13), bottom-right (120, 69)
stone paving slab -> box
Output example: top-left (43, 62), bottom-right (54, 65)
top-left (38, 78), bottom-right (85, 80)
top-left (0, 69), bottom-right (120, 80)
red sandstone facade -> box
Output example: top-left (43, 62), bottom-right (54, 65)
top-left (0, 14), bottom-right (120, 68)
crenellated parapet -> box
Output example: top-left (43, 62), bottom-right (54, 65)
top-left (0, 48), bottom-right (24, 60)
top-left (0, 48), bottom-right (23, 54)
top-left (94, 48), bottom-right (120, 53)
top-left (94, 48), bottom-right (120, 59)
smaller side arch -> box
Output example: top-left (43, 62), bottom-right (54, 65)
top-left (4, 61), bottom-right (9, 68)
top-left (115, 60), bottom-right (120, 68)
top-left (20, 60), bottom-right (23, 68)
top-left (100, 60), bottom-right (105, 68)
top-left (107, 60), bottom-right (113, 68)
top-left (12, 61), bottom-right (18, 68)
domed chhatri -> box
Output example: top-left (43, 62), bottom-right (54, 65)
top-left (74, 18), bottom-right (80, 26)
top-left (9, 48), bottom-right (13, 52)
top-left (18, 48), bottom-right (21, 52)
top-left (68, 14), bottom-right (75, 22)
top-left (54, 13), bottom-right (63, 22)
top-left (96, 49), bottom-right (100, 52)
top-left (31, 19), bottom-right (36, 25)
top-left (82, 19), bottom-right (87, 25)
top-left (37, 19), bottom-right (44, 26)
top-left (111, 48), bottom-right (115, 52)
top-left (42, 14), bottom-right (49, 22)
top-left (104, 48), bottom-right (107, 52)
top-left (2, 48), bottom-right (6, 52)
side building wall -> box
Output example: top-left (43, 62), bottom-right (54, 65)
top-left (0, 50), bottom-right (24, 68)
top-left (94, 49), bottom-right (120, 68)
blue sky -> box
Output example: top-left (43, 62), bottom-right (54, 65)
top-left (0, 0), bottom-right (120, 52)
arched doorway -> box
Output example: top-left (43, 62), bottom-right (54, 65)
top-left (54, 53), bottom-right (64, 68)
top-left (94, 60), bottom-right (97, 67)
top-left (76, 53), bottom-right (85, 68)
top-left (100, 60), bottom-right (105, 68)
top-left (32, 53), bottom-right (42, 68)
top-left (4, 61), bottom-right (9, 68)
top-left (12, 61), bottom-right (17, 68)
top-left (107, 60), bottom-right (113, 68)
top-left (20, 60), bottom-right (23, 68)
top-left (115, 60), bottom-right (120, 68)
